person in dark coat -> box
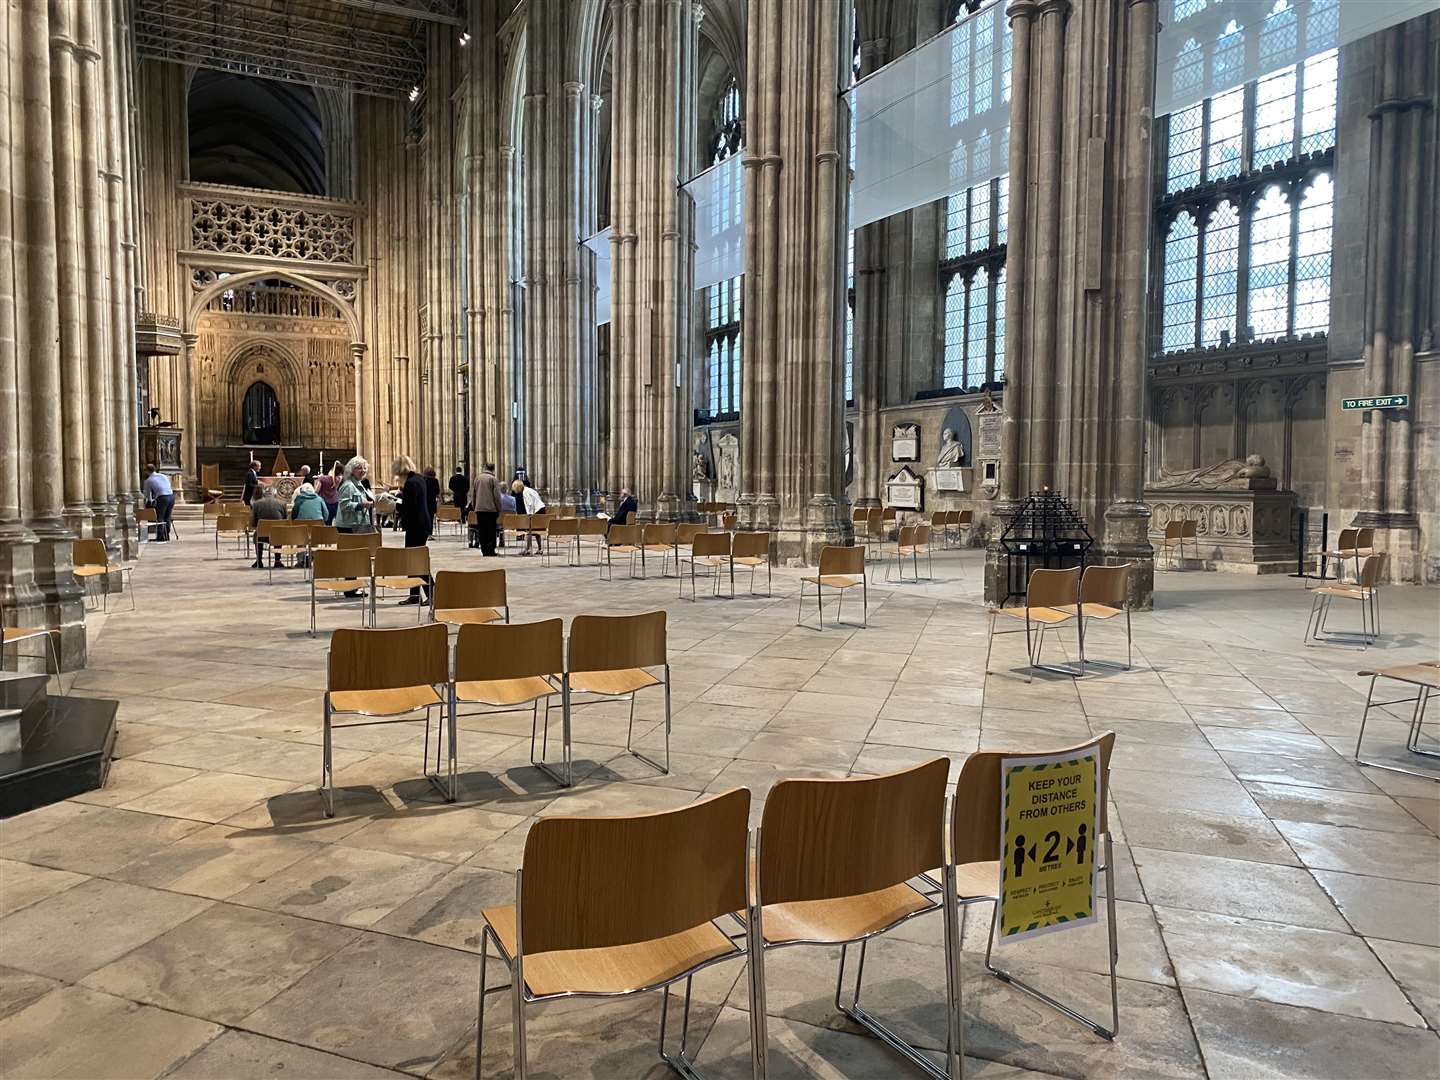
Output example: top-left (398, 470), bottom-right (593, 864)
top-left (422, 467), bottom-right (441, 535)
top-left (242, 459), bottom-right (260, 505)
top-left (393, 456), bottom-right (432, 605)
top-left (448, 467), bottom-right (469, 513)
top-left (608, 488), bottom-right (637, 535)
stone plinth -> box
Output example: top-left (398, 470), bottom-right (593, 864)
top-left (1147, 490), bottom-right (1297, 573)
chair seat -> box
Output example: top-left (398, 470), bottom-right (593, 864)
top-left (2, 626), bottom-right (54, 644)
top-left (456, 675), bottom-right (557, 706)
top-left (952, 860), bottom-right (1001, 900)
top-left (330, 684), bottom-right (442, 716)
top-left (1321, 549), bottom-right (1360, 559)
top-left (897, 546), bottom-right (928, 556)
top-left (995, 605), bottom-right (1075, 624)
top-left (643, 544), bottom-right (673, 553)
top-left (761, 883), bottom-right (933, 946)
top-left (569, 667), bottom-right (661, 696)
top-left (692, 556), bottom-right (729, 568)
top-left (1318, 585), bottom-right (1371, 599)
top-left (274, 545), bottom-right (308, 556)
top-left (436, 606), bottom-right (503, 626)
top-left (733, 557), bottom-right (764, 567)
top-left (482, 904), bottom-right (738, 997)
top-left (73, 565), bottom-right (109, 578)
top-left (315, 579), bottom-right (367, 592)
top-left (1080, 603), bottom-right (1123, 619)
top-left (608, 545), bottom-right (639, 555)
top-left (376, 576), bottom-right (427, 590)
top-left (803, 575), bottom-right (861, 588)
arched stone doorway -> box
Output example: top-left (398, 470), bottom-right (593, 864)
top-left (242, 380), bottom-right (281, 444)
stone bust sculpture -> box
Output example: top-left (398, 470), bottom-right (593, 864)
top-left (937, 427), bottom-right (964, 468)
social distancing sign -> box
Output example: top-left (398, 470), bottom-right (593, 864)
top-left (998, 748), bottom-right (1099, 942)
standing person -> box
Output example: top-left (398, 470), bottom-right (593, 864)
top-left (394, 456), bottom-right (431, 604)
top-left (316, 460), bottom-right (342, 524)
top-left (513, 479), bottom-right (547, 555)
top-left (335, 457), bottom-right (374, 533)
top-left (141, 465), bottom-right (175, 542)
top-left (448, 466), bottom-right (469, 514)
top-left (422, 467), bottom-right (441, 536)
top-left (298, 465), bottom-right (311, 485)
top-left (242, 459), bottom-right (261, 505)
top-left (468, 462), bottom-right (502, 555)
top-left (249, 484), bottom-right (287, 568)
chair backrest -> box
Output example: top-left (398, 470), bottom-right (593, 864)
top-left (1080, 563), bottom-right (1131, 607)
top-left (898, 524), bottom-right (919, 547)
top-left (644, 523), bottom-right (677, 546)
top-left (520, 788), bottom-right (749, 955)
top-left (866, 508), bottom-right (885, 538)
top-left (1027, 566), bottom-right (1081, 609)
top-left (546, 516), bottom-right (580, 538)
top-left (578, 517), bottom-right (608, 538)
top-left (217, 512), bottom-right (249, 534)
top-left (1182, 519), bottom-right (1199, 539)
top-left (952, 733), bottom-right (1115, 866)
top-left (73, 538), bottom-right (107, 568)
top-left (375, 544), bottom-right (429, 577)
top-left (930, 511), bottom-right (947, 528)
top-left (135, 508), bottom-right (156, 523)
top-left (1355, 527), bottom-right (1375, 553)
top-left (328, 622), bottom-right (449, 692)
top-left (337, 530), bottom-right (382, 553)
top-left (692, 531), bottom-right (732, 558)
top-left (957, 510), bottom-right (974, 525)
top-left (677, 523), bottom-right (708, 544)
top-left (1358, 552), bottom-right (1386, 588)
top-left (568, 610), bottom-right (667, 673)
top-left (501, 512), bottom-right (529, 532)
top-left (915, 524), bottom-right (931, 546)
top-left (732, 531), bottom-right (769, 559)
top-left (200, 463), bottom-right (221, 489)
top-left (308, 524), bottom-right (339, 548)
top-left (434, 568), bottom-right (506, 610)
top-left (720, 512), bottom-right (736, 530)
top-left (203, 501), bottom-right (224, 519)
top-left (455, 618), bottom-right (562, 683)
top-left (269, 522), bottom-right (309, 547)
top-left (1163, 520), bottom-right (1184, 540)
top-left (758, 758), bottom-right (948, 906)
top-left (312, 546), bottom-right (373, 582)
top-left (855, 508), bottom-right (871, 524)
top-left (436, 505), bottom-right (460, 523)
top-left (556, 504), bottom-right (578, 518)
top-left (881, 507), bottom-right (897, 521)
top-left (608, 524), bottom-right (641, 546)
top-left (254, 519), bottom-right (278, 542)
top-left (1334, 526), bottom-right (1358, 552)
top-left (817, 545), bottom-right (864, 577)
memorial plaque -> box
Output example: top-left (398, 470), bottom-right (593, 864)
top-left (977, 410), bottom-right (1002, 459)
top-left (886, 465), bottom-right (923, 510)
top-left (932, 467), bottom-right (965, 492)
top-left (891, 423), bottom-right (920, 462)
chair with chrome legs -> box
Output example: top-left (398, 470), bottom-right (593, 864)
top-left (1316, 526), bottom-right (1363, 584)
top-left (433, 569), bottom-right (509, 628)
top-left (680, 531), bottom-right (733, 600)
top-left (214, 511), bottom-right (251, 559)
top-left (320, 623), bottom-right (453, 817)
top-left (474, 789), bottom-right (754, 1079)
top-left (601, 524), bottom-right (643, 581)
top-left (267, 523), bottom-right (311, 584)
top-left (565, 611), bottom-right (672, 775)
top-left (1305, 553), bottom-right (1385, 649)
top-left (1, 599), bottom-right (66, 695)
top-left (948, 733), bottom-right (1119, 1045)
top-left (889, 524), bottom-right (933, 582)
top-left (984, 567), bottom-right (1081, 683)
top-left (748, 758), bottom-right (959, 1080)
top-left (798, 545), bottom-right (867, 629)
top-left (576, 517), bottom-right (609, 564)
top-left (1078, 563), bottom-right (1134, 671)
top-left (732, 531), bottom-right (772, 596)
top-left (641, 523), bottom-right (678, 578)
top-left (675, 523), bottom-right (708, 566)
top-left (454, 619), bottom-right (566, 785)
top-left (371, 545), bottom-right (432, 625)
top-left (541, 516), bottom-right (579, 566)
top-left (73, 538), bottom-right (135, 613)
top-left (308, 547), bottom-right (374, 636)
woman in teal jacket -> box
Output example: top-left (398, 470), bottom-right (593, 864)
top-left (290, 483), bottom-right (327, 521)
top-left (336, 457), bottom-right (375, 532)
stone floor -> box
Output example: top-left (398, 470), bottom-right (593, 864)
top-left (2, 527), bottom-right (1438, 1080)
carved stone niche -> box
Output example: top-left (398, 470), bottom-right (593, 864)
top-left (1145, 455), bottom-right (1296, 573)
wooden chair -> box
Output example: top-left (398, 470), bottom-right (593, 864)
top-left (641, 523), bottom-right (678, 578)
top-left (732, 531), bottom-right (772, 595)
top-left (72, 538), bottom-right (134, 613)
top-left (576, 517), bottom-right (608, 564)
top-left (1, 598), bottom-right (65, 695)
top-left (1353, 661), bottom-right (1440, 781)
top-left (266, 523), bottom-right (311, 584)
top-left (433, 569), bottom-right (508, 628)
top-left (336, 529), bottom-right (383, 556)
top-left (134, 507), bottom-right (165, 545)
top-left (322, 623), bottom-right (453, 816)
top-left (309, 547), bottom-right (373, 636)
top-left (750, 759), bottom-right (957, 1079)
top-left (1079, 564), bottom-right (1134, 670)
top-left (566, 611), bottom-right (671, 775)
top-left (214, 511), bottom-right (251, 559)
top-left (1318, 526), bottom-right (1366, 584)
top-left (475, 790), bottom-right (752, 1079)
top-left (675, 523), bottom-right (708, 561)
top-left (1306, 552), bottom-right (1386, 649)
top-left (955, 509), bottom-right (974, 548)
top-left (541, 517), bottom-right (580, 566)
top-left (371, 545), bottom-right (432, 625)
top-left (436, 504), bottom-right (462, 536)
top-left (199, 463), bottom-right (223, 504)
top-left (601, 524), bottom-right (643, 581)
top-left (984, 566), bottom-right (1081, 683)
top-left (798, 545), bottom-right (866, 629)
top-left (890, 524), bottom-right (933, 582)
top-left (681, 531), bottom-right (733, 600)
top-left (202, 499), bottom-right (226, 531)
top-left (455, 619), bottom-right (566, 785)
top-left (950, 733), bottom-right (1119, 1044)
top-left (861, 507), bottom-right (891, 567)
top-left (929, 511), bottom-right (949, 548)
top-left (500, 512), bottom-right (532, 556)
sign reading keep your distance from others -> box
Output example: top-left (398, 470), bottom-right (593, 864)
top-left (997, 747), bottom-right (1100, 942)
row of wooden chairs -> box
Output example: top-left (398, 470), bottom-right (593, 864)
top-left (985, 564), bottom-right (1134, 682)
top-left (678, 531), bottom-right (771, 598)
top-left (474, 735), bottom-right (1119, 1079)
top-left (321, 610), bottom-right (671, 812)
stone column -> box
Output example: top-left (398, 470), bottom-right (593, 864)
top-left (739, 0), bottom-right (852, 559)
top-left (850, 20), bottom-right (889, 510)
top-left (985, 0), bottom-right (1157, 607)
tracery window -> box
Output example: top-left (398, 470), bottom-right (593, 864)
top-left (1156, 34), bottom-right (1336, 353)
top-left (939, 174), bottom-right (1007, 393)
top-left (705, 277), bottom-right (741, 417)
top-left (707, 80), bottom-right (743, 167)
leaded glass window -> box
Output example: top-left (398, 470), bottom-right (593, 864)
top-left (704, 276), bottom-right (741, 417)
top-left (940, 174), bottom-right (1007, 391)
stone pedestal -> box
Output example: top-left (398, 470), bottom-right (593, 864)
top-left (1102, 501), bottom-right (1155, 609)
top-left (1147, 490), bottom-right (1296, 574)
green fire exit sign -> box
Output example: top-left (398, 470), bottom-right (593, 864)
top-left (1342, 395), bottom-right (1409, 411)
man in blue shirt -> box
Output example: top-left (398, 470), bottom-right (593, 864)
top-left (142, 465), bottom-right (175, 541)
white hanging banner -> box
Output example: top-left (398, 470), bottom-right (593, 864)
top-left (846, 0), bottom-right (1010, 230)
top-left (1156, 0), bottom-right (1440, 119)
top-left (683, 153), bottom-right (745, 292)
top-left (583, 227), bottom-right (612, 326)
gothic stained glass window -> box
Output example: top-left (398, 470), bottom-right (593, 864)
top-left (1293, 172), bottom-right (1333, 336)
top-left (704, 275), bottom-right (741, 416)
top-left (1247, 184), bottom-right (1292, 340)
top-left (940, 173), bottom-right (1007, 390)
top-left (1162, 213), bottom-right (1199, 352)
top-left (1199, 201), bottom-right (1239, 347)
